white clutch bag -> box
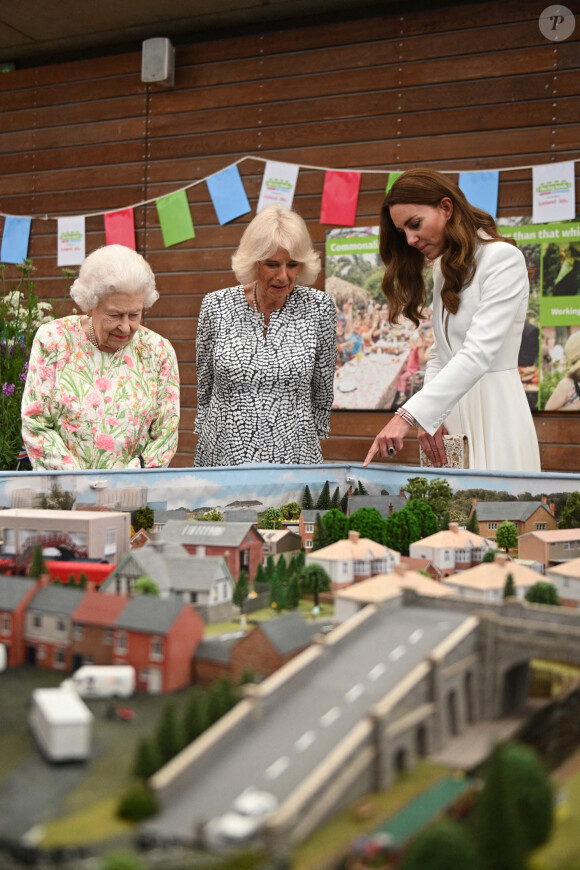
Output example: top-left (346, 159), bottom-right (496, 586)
top-left (420, 434), bottom-right (469, 469)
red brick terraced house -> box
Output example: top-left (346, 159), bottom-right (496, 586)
top-left (159, 521), bottom-right (264, 584)
top-left (70, 590), bottom-right (130, 670)
top-left (0, 575), bottom-right (39, 667)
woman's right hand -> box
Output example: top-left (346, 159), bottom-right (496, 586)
top-left (418, 424), bottom-right (448, 466)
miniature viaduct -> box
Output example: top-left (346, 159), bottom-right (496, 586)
top-left (146, 593), bottom-right (580, 848)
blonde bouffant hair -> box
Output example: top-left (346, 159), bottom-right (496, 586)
top-left (231, 205), bottom-right (321, 286)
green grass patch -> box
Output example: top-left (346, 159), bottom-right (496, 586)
top-left (39, 796), bottom-right (133, 847)
top-left (292, 762), bottom-right (452, 870)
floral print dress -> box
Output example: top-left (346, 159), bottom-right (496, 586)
top-left (21, 316), bottom-right (180, 470)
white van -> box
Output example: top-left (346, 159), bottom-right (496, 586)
top-left (61, 664), bottom-right (136, 699)
top-left (0, 643), bottom-right (7, 673)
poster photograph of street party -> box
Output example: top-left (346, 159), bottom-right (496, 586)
top-left (326, 220), bottom-right (580, 413)
top-left (326, 227), bottom-right (434, 411)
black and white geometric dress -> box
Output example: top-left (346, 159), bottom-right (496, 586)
top-left (194, 284), bottom-right (337, 467)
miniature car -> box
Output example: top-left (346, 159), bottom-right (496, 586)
top-left (203, 787), bottom-right (279, 848)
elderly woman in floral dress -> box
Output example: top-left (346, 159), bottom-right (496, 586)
top-left (21, 245), bottom-right (180, 469)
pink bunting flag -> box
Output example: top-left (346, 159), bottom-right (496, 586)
top-left (104, 208), bottom-right (136, 249)
top-left (320, 170), bottom-right (361, 226)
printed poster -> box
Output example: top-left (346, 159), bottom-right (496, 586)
top-left (326, 221), bottom-right (580, 414)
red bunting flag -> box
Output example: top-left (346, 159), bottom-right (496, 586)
top-left (104, 208), bottom-right (136, 249)
top-left (320, 170), bottom-right (361, 226)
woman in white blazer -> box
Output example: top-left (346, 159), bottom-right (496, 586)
top-left (364, 168), bottom-right (541, 472)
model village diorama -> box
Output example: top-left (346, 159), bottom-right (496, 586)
top-left (1, 465), bottom-right (580, 870)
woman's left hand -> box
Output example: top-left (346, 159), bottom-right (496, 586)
top-left (418, 424), bottom-right (448, 466)
top-left (363, 414), bottom-right (411, 466)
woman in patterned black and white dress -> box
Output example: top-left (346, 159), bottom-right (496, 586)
top-left (194, 206), bottom-right (337, 467)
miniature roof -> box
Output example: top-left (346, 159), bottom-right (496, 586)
top-left (336, 569), bottom-right (453, 603)
top-left (547, 557), bottom-right (580, 579)
top-left (105, 542), bottom-right (232, 594)
top-left (114, 595), bottom-right (185, 634)
top-left (416, 526), bottom-right (489, 548)
top-left (349, 494), bottom-right (407, 517)
top-left (256, 612), bottom-right (317, 654)
top-left (153, 508), bottom-right (189, 524)
top-left (260, 529), bottom-right (301, 543)
top-left (471, 501), bottom-right (553, 521)
top-left (308, 536), bottom-right (392, 561)
top-left (0, 508), bottom-right (125, 519)
top-left (161, 520), bottom-right (261, 547)
top-left (301, 510), bottom-right (331, 522)
top-left (519, 528), bottom-right (580, 542)
top-left (443, 559), bottom-right (540, 591)
top-left (195, 636), bottom-right (238, 663)
top-left (0, 575), bottom-right (36, 611)
top-left (72, 590), bottom-right (129, 625)
top-left (28, 583), bottom-right (85, 614)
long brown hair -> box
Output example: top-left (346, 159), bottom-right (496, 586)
top-left (380, 168), bottom-right (515, 326)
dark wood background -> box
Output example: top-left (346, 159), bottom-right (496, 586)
top-left (1, 0), bottom-right (578, 470)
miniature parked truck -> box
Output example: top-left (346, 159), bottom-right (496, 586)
top-left (29, 688), bottom-right (93, 762)
top-left (61, 664), bottom-right (136, 699)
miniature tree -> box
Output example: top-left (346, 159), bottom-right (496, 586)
top-left (473, 743), bottom-right (527, 870)
top-left (340, 491), bottom-right (349, 514)
top-left (314, 480), bottom-right (331, 510)
top-left (301, 563), bottom-right (331, 610)
top-left (483, 548), bottom-right (502, 563)
top-left (134, 506), bottom-right (154, 531)
top-left (440, 510), bottom-right (450, 531)
top-left (68, 573), bottom-right (77, 586)
top-left (199, 508), bottom-right (223, 522)
top-left (354, 480), bottom-right (368, 495)
top-left (401, 820), bottom-right (483, 870)
top-left (276, 554), bottom-right (288, 584)
top-left (79, 571), bottom-right (88, 588)
top-left (525, 581), bottom-right (560, 606)
top-left (311, 513), bottom-right (329, 551)
top-left (496, 520), bottom-right (518, 553)
top-left (348, 506), bottom-right (386, 545)
top-left (559, 491), bottom-right (580, 528)
top-left (132, 736), bottom-right (162, 780)
top-left (286, 575), bottom-right (300, 609)
top-left (28, 543), bottom-right (47, 579)
top-left (238, 667), bottom-right (256, 687)
top-left (405, 476), bottom-right (453, 521)
top-left (155, 700), bottom-right (183, 765)
top-left (330, 486), bottom-right (341, 509)
top-left (404, 476), bottom-right (430, 502)
top-left (499, 742), bottom-right (553, 853)
top-left (233, 568), bottom-right (249, 615)
top-left (260, 507), bottom-right (282, 529)
top-left (279, 501), bottom-right (301, 520)
top-left (322, 507), bottom-right (349, 544)
top-left (183, 687), bottom-right (210, 743)
top-left (269, 572), bottom-right (286, 611)
top-left (265, 554), bottom-right (276, 582)
top-left (134, 575), bottom-right (160, 596)
top-left (302, 484), bottom-right (314, 510)
top-left (466, 509), bottom-right (480, 534)
top-left (384, 508), bottom-right (421, 556)
top-left (503, 572), bottom-right (517, 599)
top-left (254, 562), bottom-right (267, 586)
top-left (207, 676), bottom-right (238, 724)
top-left (405, 498), bottom-right (439, 537)
top-left (289, 550), bottom-right (305, 577)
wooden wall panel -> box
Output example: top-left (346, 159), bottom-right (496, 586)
top-left (0, 0), bottom-right (578, 470)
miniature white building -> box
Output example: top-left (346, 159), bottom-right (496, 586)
top-left (306, 530), bottom-right (399, 590)
top-left (441, 552), bottom-right (539, 603)
top-left (334, 563), bottom-right (452, 622)
top-left (546, 557), bottom-right (580, 608)
top-left (409, 522), bottom-right (492, 576)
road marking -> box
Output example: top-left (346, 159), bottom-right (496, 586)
top-left (265, 756), bottom-right (290, 780)
top-left (344, 683), bottom-right (364, 703)
top-left (389, 645), bottom-right (405, 661)
top-left (295, 731), bottom-right (316, 752)
top-left (320, 707), bottom-right (341, 727)
top-left (409, 629), bottom-right (423, 644)
top-left (369, 663), bottom-right (386, 681)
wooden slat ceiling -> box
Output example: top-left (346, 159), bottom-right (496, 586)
top-left (0, 0), bottom-right (406, 65)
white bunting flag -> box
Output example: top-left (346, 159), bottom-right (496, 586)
top-left (57, 216), bottom-right (86, 266)
top-left (257, 161), bottom-right (299, 212)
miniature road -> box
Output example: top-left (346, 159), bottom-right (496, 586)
top-left (142, 606), bottom-right (469, 843)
